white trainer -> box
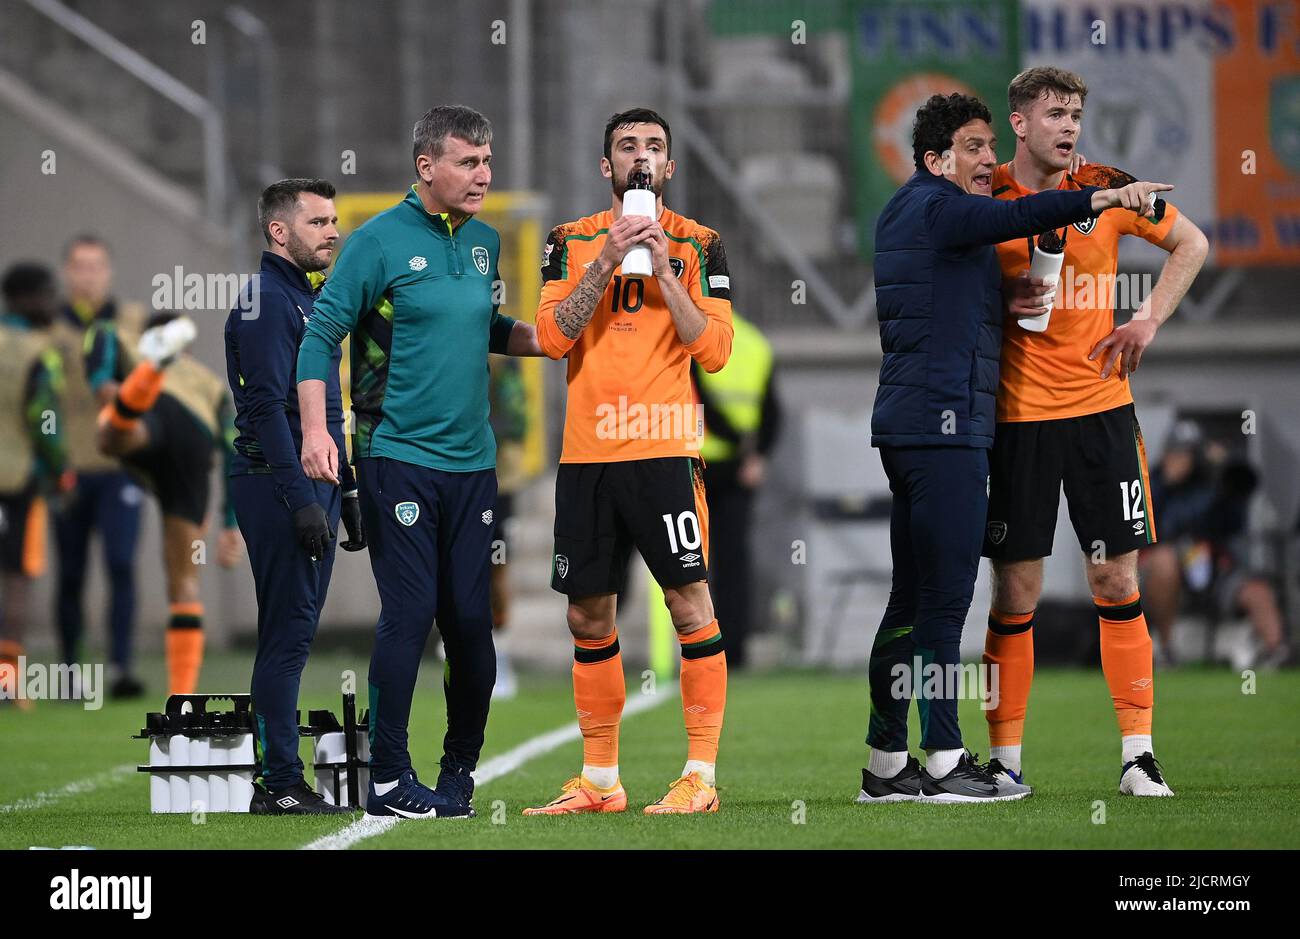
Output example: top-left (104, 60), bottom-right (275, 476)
top-left (1119, 752), bottom-right (1175, 797)
top-left (137, 316), bottom-right (197, 368)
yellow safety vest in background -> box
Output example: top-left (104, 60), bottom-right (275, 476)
top-left (698, 313), bottom-right (773, 464)
top-left (49, 302), bottom-right (146, 474)
top-left (0, 325), bottom-right (53, 492)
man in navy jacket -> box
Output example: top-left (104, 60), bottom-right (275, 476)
top-left (858, 94), bottom-right (1171, 803)
top-left (225, 178), bottom-right (364, 815)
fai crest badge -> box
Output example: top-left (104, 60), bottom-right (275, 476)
top-left (1072, 217), bottom-right (1097, 235)
top-left (669, 257), bottom-right (685, 278)
top-left (472, 246), bottom-right (490, 276)
top-left (986, 521), bottom-right (1007, 545)
top-left (555, 554), bottom-right (569, 579)
top-left (395, 501), bottom-right (420, 527)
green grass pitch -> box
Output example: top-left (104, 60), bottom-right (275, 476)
top-left (2, 651), bottom-right (1297, 849)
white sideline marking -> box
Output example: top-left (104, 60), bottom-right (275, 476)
top-left (0, 763), bottom-right (135, 814)
top-left (302, 690), bottom-right (671, 850)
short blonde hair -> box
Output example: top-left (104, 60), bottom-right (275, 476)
top-left (1008, 67), bottom-right (1088, 115)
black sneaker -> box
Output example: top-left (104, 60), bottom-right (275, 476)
top-left (857, 755), bottom-right (923, 803)
top-left (985, 758), bottom-right (1025, 786)
top-left (434, 761), bottom-right (477, 819)
top-left (921, 751), bottom-right (1032, 803)
top-left (250, 781), bottom-right (355, 815)
top-left (109, 675), bottom-right (146, 700)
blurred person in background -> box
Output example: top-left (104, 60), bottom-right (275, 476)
top-left (52, 234), bottom-right (146, 698)
top-left (488, 356), bottom-right (531, 699)
top-left (1141, 421), bottom-right (1292, 670)
top-left (0, 264), bottom-right (70, 710)
top-left (691, 310), bottom-right (781, 670)
top-left (95, 312), bottom-right (243, 695)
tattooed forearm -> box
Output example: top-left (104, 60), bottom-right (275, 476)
top-left (553, 259), bottom-right (612, 340)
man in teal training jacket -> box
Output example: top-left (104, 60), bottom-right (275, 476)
top-left (297, 105), bottom-right (542, 819)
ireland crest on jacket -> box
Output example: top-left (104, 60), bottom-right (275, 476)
top-left (472, 246), bottom-right (490, 276)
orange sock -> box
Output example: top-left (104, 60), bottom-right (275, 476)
top-left (102, 361), bottom-right (165, 431)
top-left (166, 602), bottom-right (204, 695)
top-left (1096, 592), bottom-right (1154, 737)
top-left (983, 610), bottom-right (1035, 747)
top-left (573, 629), bottom-right (625, 768)
top-left (679, 619), bottom-right (727, 763)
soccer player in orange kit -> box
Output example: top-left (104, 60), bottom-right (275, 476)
top-left (981, 68), bottom-right (1208, 796)
top-left (523, 108), bottom-right (733, 816)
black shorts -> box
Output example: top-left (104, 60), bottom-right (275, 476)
top-left (121, 394), bottom-right (215, 526)
top-left (984, 403), bottom-right (1157, 561)
top-left (0, 487), bottom-right (37, 575)
top-left (552, 457), bottom-right (709, 597)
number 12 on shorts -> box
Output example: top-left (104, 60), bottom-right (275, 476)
top-left (662, 511), bottom-right (701, 554)
top-left (1120, 478), bottom-right (1145, 521)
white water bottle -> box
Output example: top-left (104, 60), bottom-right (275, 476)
top-left (1019, 230), bottom-right (1065, 333)
top-left (620, 170), bottom-right (655, 278)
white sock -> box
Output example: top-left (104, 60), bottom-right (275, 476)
top-left (924, 748), bottom-right (964, 778)
top-left (582, 765), bottom-right (619, 789)
top-left (867, 748), bottom-right (907, 779)
top-left (373, 779), bottom-right (398, 796)
top-left (683, 759), bottom-right (716, 787)
top-left (990, 745), bottom-right (1022, 774)
top-left (1122, 735), bottom-right (1153, 767)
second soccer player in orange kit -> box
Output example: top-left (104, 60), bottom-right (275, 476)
top-left (981, 68), bottom-right (1208, 797)
top-left (524, 108), bottom-right (734, 816)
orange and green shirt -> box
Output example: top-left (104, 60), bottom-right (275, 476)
top-left (993, 162), bottom-right (1180, 423)
top-left (536, 207), bottom-right (733, 463)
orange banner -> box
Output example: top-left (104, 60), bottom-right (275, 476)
top-left (1214, 0), bottom-right (1300, 265)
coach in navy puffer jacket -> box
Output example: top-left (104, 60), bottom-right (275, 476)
top-left (861, 93), bottom-right (1106, 800)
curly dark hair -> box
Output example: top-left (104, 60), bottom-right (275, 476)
top-left (912, 93), bottom-right (993, 171)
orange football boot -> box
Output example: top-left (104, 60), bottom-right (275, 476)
top-left (522, 775), bottom-right (627, 815)
top-left (643, 772), bottom-right (719, 815)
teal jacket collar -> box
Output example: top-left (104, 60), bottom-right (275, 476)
top-left (403, 186), bottom-right (470, 237)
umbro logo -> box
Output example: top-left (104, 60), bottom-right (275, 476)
top-left (276, 796), bottom-right (299, 809)
top-left (1133, 520), bottom-right (1146, 534)
top-left (481, 510), bottom-right (494, 525)
top-left (575, 708), bottom-right (591, 718)
top-left (1131, 677), bottom-right (1153, 690)
top-left (680, 552), bottom-right (700, 563)
top-left (685, 705), bottom-right (707, 714)
top-left (408, 256), bottom-right (428, 271)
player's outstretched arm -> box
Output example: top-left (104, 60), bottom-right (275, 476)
top-left (1088, 213), bottom-right (1209, 380)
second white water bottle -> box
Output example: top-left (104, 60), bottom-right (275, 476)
top-left (1019, 229), bottom-right (1065, 333)
top-left (621, 170), bottom-right (655, 278)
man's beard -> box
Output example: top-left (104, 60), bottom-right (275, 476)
top-left (612, 167), bottom-right (665, 199)
top-left (287, 231), bottom-right (332, 273)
